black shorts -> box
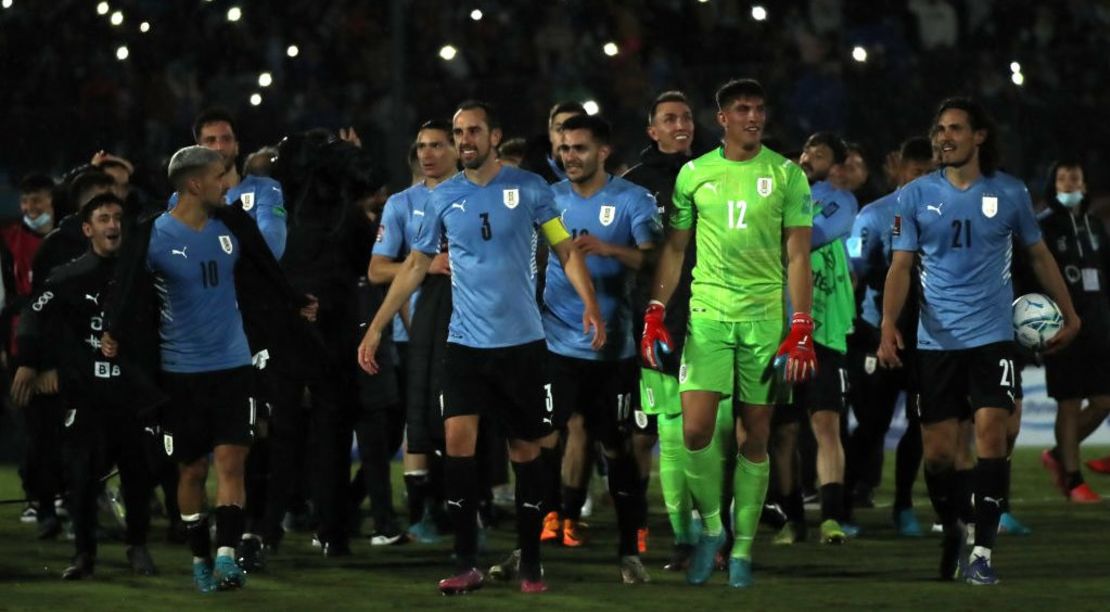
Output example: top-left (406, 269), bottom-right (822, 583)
top-left (793, 344), bottom-right (849, 414)
top-left (548, 353), bottom-right (638, 448)
top-left (160, 366), bottom-right (256, 463)
top-left (917, 342), bottom-right (1017, 424)
top-left (848, 322), bottom-right (918, 394)
top-left (632, 412), bottom-right (658, 436)
top-left (1044, 338), bottom-right (1110, 400)
top-left (441, 341), bottom-right (552, 442)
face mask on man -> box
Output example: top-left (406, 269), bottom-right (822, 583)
top-left (23, 213), bottom-right (51, 230)
top-left (1056, 191), bottom-right (1083, 209)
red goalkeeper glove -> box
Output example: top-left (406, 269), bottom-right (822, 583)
top-left (641, 301), bottom-right (673, 370)
top-left (775, 312), bottom-right (817, 383)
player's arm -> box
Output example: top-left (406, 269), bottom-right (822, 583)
top-left (574, 234), bottom-right (653, 270)
top-left (548, 221), bottom-right (606, 350)
top-left (811, 197), bottom-right (856, 249)
top-left (358, 250), bottom-right (431, 373)
top-left (1026, 239), bottom-right (1080, 353)
top-left (877, 250), bottom-right (914, 368)
top-left (11, 278), bottom-right (60, 407)
top-left (847, 209), bottom-right (877, 279)
top-left (785, 226), bottom-right (813, 315)
top-left (255, 199), bottom-right (288, 260)
top-left (369, 198), bottom-right (407, 284)
top-left (368, 255), bottom-right (404, 285)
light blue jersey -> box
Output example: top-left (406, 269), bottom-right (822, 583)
top-left (374, 183), bottom-right (435, 343)
top-left (810, 180), bottom-right (858, 248)
top-left (168, 175), bottom-right (287, 258)
top-left (848, 190), bottom-right (899, 327)
top-left (892, 170), bottom-right (1040, 350)
top-left (146, 214), bottom-right (252, 373)
top-left (543, 176), bottom-right (660, 360)
top-left (412, 165), bottom-right (562, 348)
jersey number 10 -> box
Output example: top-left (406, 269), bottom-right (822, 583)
top-left (727, 200), bottom-right (749, 230)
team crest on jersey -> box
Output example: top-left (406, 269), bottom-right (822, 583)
top-left (240, 192), bottom-right (255, 211)
top-left (892, 215), bottom-right (902, 237)
top-left (163, 433), bottom-right (174, 457)
top-left (634, 410), bottom-right (649, 430)
top-left (982, 195), bottom-right (998, 218)
top-left (757, 177), bottom-right (773, 197)
top-left (864, 356), bottom-right (877, 375)
top-left (678, 364), bottom-right (689, 384)
top-left (219, 235), bottom-right (234, 254)
top-left (599, 205), bottom-right (616, 226)
top-left (503, 188), bottom-right (520, 209)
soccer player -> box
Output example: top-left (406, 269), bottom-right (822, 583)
top-left (369, 120), bottom-right (457, 543)
top-left (786, 132), bottom-right (858, 544)
top-left (358, 100), bottom-right (604, 595)
top-left (878, 98), bottom-right (1079, 585)
top-left (13, 194), bottom-right (156, 579)
top-left (522, 102), bottom-right (588, 184)
top-left (845, 136), bottom-right (934, 536)
top-left (102, 146), bottom-right (313, 593)
top-left (1032, 160), bottom-right (1110, 502)
top-left (642, 78), bottom-right (815, 588)
top-left (544, 114), bottom-right (659, 582)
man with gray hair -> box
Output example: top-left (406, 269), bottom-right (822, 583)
top-left (101, 145), bottom-right (317, 593)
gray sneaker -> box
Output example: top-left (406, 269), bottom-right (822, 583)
top-left (488, 549), bottom-right (521, 581)
top-left (620, 555), bottom-right (650, 584)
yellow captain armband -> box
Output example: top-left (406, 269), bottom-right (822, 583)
top-left (541, 218), bottom-right (571, 245)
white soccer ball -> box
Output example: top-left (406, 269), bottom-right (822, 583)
top-left (1012, 293), bottom-right (1063, 351)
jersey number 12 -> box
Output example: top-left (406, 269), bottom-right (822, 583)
top-left (728, 200), bottom-right (748, 229)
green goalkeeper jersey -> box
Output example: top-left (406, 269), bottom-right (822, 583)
top-left (670, 146), bottom-right (812, 323)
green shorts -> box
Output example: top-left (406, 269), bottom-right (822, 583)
top-left (678, 318), bottom-right (789, 406)
top-left (640, 368), bottom-right (680, 416)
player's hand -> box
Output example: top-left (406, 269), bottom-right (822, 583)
top-left (358, 326), bottom-right (382, 374)
top-left (640, 301), bottom-right (672, 369)
top-left (877, 321), bottom-right (904, 369)
top-left (574, 234), bottom-right (610, 257)
top-left (101, 332), bottom-right (118, 358)
top-left (300, 294), bottom-right (319, 322)
top-left (90, 150), bottom-right (134, 173)
top-left (10, 366), bottom-right (37, 408)
top-left (339, 127), bottom-right (362, 148)
top-left (428, 253), bottom-right (451, 276)
top-left (1043, 315), bottom-right (1081, 355)
top-left (583, 302), bottom-right (606, 351)
top-left (35, 370), bottom-right (59, 396)
top-left (775, 312), bottom-right (817, 383)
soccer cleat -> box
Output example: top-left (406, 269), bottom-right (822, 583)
top-left (37, 515), bottom-right (63, 540)
top-left (126, 545), bottom-right (157, 576)
top-left (1041, 449), bottom-right (1067, 494)
top-left (61, 553), bottom-right (94, 580)
top-left (214, 555), bottom-right (246, 590)
top-left (820, 519), bottom-right (847, 545)
top-left (192, 559), bottom-right (217, 593)
top-left (236, 535), bottom-right (265, 572)
top-left (487, 549), bottom-right (520, 581)
top-left (664, 543), bottom-right (694, 571)
top-left (938, 522), bottom-right (968, 581)
top-left (520, 578), bottom-right (548, 594)
top-left (773, 523), bottom-right (799, 546)
top-left (1068, 482), bottom-right (1101, 503)
top-left (637, 527), bottom-right (649, 554)
top-left (997, 512), bottom-right (1031, 536)
top-left (20, 503), bottom-right (38, 523)
top-left (965, 555), bottom-right (999, 586)
top-left (620, 555), bottom-right (650, 584)
top-left (562, 519), bottom-right (587, 548)
top-left (438, 568), bottom-right (484, 595)
top-left (370, 525), bottom-right (409, 546)
top-left (1086, 455), bottom-right (1110, 474)
top-left (407, 516), bottom-right (441, 544)
top-left (727, 557), bottom-right (753, 588)
top-left (540, 511), bottom-right (561, 543)
top-left (894, 509), bottom-right (924, 537)
top-left (686, 531), bottom-right (725, 585)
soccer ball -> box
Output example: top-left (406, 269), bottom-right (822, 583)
top-left (1012, 293), bottom-right (1063, 351)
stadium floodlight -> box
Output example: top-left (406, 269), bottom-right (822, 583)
top-left (227, 6), bottom-right (241, 22)
top-left (96, 2), bottom-right (109, 16)
top-left (439, 44), bottom-right (458, 61)
top-left (751, 5), bottom-right (767, 21)
top-left (852, 46), bottom-right (867, 63)
top-left (258, 72), bottom-right (273, 87)
top-left (698, 0), bottom-right (709, 3)
top-left (286, 44), bottom-right (299, 58)
top-left (140, 21), bottom-right (150, 33)
top-left (110, 10), bottom-right (123, 26)
top-left (583, 100), bottom-right (600, 116)
top-left (1010, 61), bottom-right (1021, 74)
top-left (2, 0), bottom-right (13, 9)
top-left (1011, 72), bottom-right (1024, 86)
top-left (470, 9), bottom-right (482, 21)
top-left (116, 45), bottom-right (129, 61)
top-left (250, 93), bottom-right (262, 106)
top-left (603, 42), bottom-right (619, 57)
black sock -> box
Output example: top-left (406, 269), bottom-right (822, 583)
top-left (606, 454), bottom-right (642, 557)
top-left (973, 458), bottom-right (1008, 551)
top-left (183, 514), bottom-right (211, 560)
top-left (1066, 470), bottom-right (1084, 491)
top-left (404, 472), bottom-right (430, 525)
top-left (215, 505), bottom-right (245, 551)
top-left (819, 483), bottom-right (845, 522)
top-left (954, 469), bottom-right (974, 524)
top-left (512, 458), bottom-right (546, 580)
top-left (1000, 458), bottom-right (1012, 513)
top-left (893, 425), bottom-right (922, 511)
top-left (444, 456), bottom-right (478, 571)
top-left (923, 466), bottom-right (958, 531)
top-left (562, 485), bottom-right (587, 521)
top-left (540, 447), bottom-right (562, 518)
top-left (638, 476), bottom-right (650, 529)
top-left (782, 486), bottom-right (805, 526)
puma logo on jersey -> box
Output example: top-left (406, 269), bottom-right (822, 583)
top-left (926, 203), bottom-right (945, 216)
top-left (521, 502), bottom-right (543, 511)
top-left (981, 496), bottom-right (1002, 507)
top-left (447, 499), bottom-right (464, 509)
top-left (171, 247), bottom-right (188, 258)
top-left (85, 293), bottom-right (99, 305)
top-left (703, 182), bottom-right (719, 194)
top-left (451, 201), bottom-right (467, 212)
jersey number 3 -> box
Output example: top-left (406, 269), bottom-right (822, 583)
top-left (727, 200), bottom-right (748, 230)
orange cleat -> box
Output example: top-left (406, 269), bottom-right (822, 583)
top-left (1041, 449), bottom-right (1066, 495)
top-left (562, 519), bottom-right (587, 548)
top-left (637, 528), bottom-right (649, 554)
top-left (1086, 455), bottom-right (1110, 475)
top-left (540, 512), bottom-right (561, 543)
top-left (1068, 482), bottom-right (1102, 503)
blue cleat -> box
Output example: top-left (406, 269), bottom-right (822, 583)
top-left (193, 560), bottom-right (217, 594)
top-left (686, 531), bottom-right (725, 585)
top-left (998, 512), bottom-right (1031, 536)
top-left (407, 517), bottom-right (441, 544)
top-left (895, 509), bottom-right (924, 537)
top-left (727, 557), bottom-right (753, 588)
top-left (214, 555), bottom-right (246, 590)
top-left (842, 523), bottom-right (862, 539)
top-left (965, 555), bottom-right (999, 586)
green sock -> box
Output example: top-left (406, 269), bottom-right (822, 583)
top-left (658, 413), bottom-right (694, 545)
top-left (684, 441), bottom-right (724, 537)
top-left (731, 454), bottom-right (770, 559)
